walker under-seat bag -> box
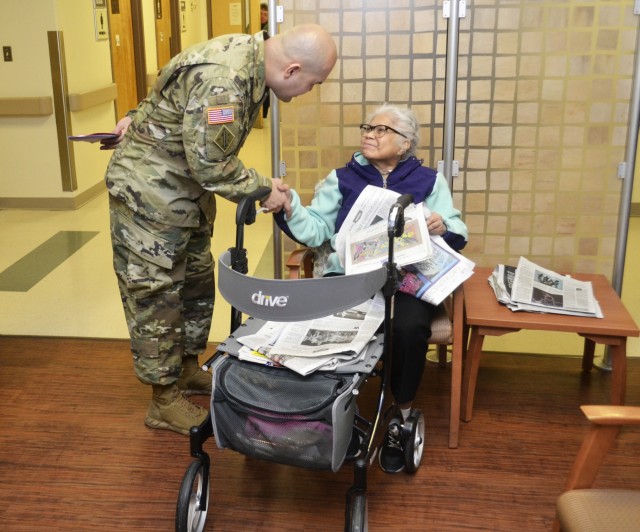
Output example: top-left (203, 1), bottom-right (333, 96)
top-left (210, 355), bottom-right (357, 472)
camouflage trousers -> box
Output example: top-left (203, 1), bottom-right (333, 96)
top-left (109, 196), bottom-right (215, 385)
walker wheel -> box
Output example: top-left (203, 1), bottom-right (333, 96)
top-left (403, 409), bottom-right (425, 474)
top-left (175, 458), bottom-right (210, 532)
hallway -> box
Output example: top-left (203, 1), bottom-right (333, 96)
top-left (0, 125), bottom-right (275, 343)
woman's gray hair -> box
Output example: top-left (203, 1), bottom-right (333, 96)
top-left (366, 103), bottom-right (420, 159)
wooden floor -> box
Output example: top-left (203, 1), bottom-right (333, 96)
top-left (1, 337), bottom-right (639, 532)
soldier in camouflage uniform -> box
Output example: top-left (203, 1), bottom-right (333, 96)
top-left (104, 24), bottom-right (337, 435)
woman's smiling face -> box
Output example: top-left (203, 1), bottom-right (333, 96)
top-left (360, 112), bottom-right (407, 167)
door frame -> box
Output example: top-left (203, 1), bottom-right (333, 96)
top-left (131, 0), bottom-right (147, 103)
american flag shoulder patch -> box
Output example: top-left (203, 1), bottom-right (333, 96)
top-left (206, 106), bottom-right (235, 125)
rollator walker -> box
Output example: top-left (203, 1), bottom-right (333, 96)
top-left (175, 188), bottom-right (426, 532)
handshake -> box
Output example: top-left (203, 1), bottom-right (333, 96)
top-left (260, 178), bottom-right (292, 217)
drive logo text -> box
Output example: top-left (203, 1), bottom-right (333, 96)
top-left (251, 290), bottom-right (288, 307)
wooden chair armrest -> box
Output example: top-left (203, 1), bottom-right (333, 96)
top-left (285, 248), bottom-right (315, 279)
top-left (581, 405), bottom-right (640, 425)
top-left (553, 405), bottom-right (640, 531)
top-left (563, 405), bottom-right (640, 492)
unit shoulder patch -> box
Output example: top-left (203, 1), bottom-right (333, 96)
top-left (214, 125), bottom-right (236, 153)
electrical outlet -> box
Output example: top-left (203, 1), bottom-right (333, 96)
top-left (3, 46), bottom-right (12, 62)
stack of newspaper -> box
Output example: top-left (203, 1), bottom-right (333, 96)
top-left (489, 257), bottom-right (602, 317)
top-left (235, 293), bottom-right (385, 376)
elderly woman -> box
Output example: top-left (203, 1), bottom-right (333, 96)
top-left (278, 103), bottom-right (468, 473)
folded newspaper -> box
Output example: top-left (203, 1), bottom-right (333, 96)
top-left (235, 292), bottom-right (385, 375)
top-left (489, 257), bottom-right (603, 318)
top-left (341, 185), bottom-right (474, 305)
top-left (397, 235), bottom-right (475, 306)
top-left (336, 186), bottom-right (429, 272)
top-left (344, 203), bottom-right (432, 274)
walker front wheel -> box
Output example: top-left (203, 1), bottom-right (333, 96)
top-left (176, 458), bottom-right (210, 532)
top-left (403, 409), bottom-right (425, 474)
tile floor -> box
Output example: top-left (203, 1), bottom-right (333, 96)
top-left (0, 125), bottom-right (274, 343)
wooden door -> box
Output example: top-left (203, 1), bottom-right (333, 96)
top-left (107, 0), bottom-right (139, 117)
top-left (155, 0), bottom-right (173, 68)
top-left (210, 0), bottom-right (244, 37)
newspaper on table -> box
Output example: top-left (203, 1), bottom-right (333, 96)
top-left (236, 292), bottom-right (385, 376)
top-left (489, 257), bottom-right (603, 318)
top-left (488, 264), bottom-right (517, 306)
top-left (397, 235), bottom-right (475, 306)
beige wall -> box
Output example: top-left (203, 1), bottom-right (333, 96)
top-left (278, 0), bottom-right (636, 277)
top-left (0, 0), bottom-right (114, 205)
top-left (57, 0), bottom-right (118, 197)
top-left (276, 0), bottom-right (638, 356)
top-left (0, 0), bottom-right (216, 208)
top-left (0, 0), bottom-right (60, 200)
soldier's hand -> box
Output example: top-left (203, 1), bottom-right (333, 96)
top-left (100, 116), bottom-right (133, 150)
top-left (261, 178), bottom-right (292, 217)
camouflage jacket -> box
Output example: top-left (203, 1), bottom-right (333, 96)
top-left (104, 32), bottom-right (270, 227)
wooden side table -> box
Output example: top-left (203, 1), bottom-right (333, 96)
top-left (459, 267), bottom-right (640, 426)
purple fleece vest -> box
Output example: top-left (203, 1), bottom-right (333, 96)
top-left (334, 155), bottom-right (437, 233)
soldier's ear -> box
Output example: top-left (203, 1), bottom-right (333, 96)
top-left (283, 63), bottom-right (301, 79)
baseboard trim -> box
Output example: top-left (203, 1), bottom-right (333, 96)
top-left (0, 181), bottom-right (106, 211)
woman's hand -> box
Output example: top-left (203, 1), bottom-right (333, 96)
top-left (426, 212), bottom-right (447, 236)
top-left (260, 178), bottom-right (292, 217)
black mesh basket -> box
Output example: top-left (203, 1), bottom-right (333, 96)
top-left (211, 355), bottom-right (357, 472)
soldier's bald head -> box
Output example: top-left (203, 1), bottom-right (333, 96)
top-left (265, 24), bottom-right (338, 88)
top-left (279, 24), bottom-right (337, 77)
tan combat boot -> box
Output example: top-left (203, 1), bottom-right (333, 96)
top-left (144, 384), bottom-right (208, 435)
top-left (176, 355), bottom-right (212, 396)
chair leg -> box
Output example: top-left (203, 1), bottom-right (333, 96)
top-left (437, 345), bottom-right (448, 367)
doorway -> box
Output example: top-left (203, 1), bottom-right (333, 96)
top-left (107, 0), bottom-right (147, 117)
top-left (154, 0), bottom-right (181, 67)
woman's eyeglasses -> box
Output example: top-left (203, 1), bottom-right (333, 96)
top-left (359, 124), bottom-right (407, 139)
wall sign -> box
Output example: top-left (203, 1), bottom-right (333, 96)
top-left (94, 0), bottom-right (109, 41)
top-left (229, 2), bottom-right (242, 26)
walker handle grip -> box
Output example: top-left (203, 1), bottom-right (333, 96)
top-left (395, 193), bottom-right (414, 210)
top-left (388, 193), bottom-right (414, 237)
